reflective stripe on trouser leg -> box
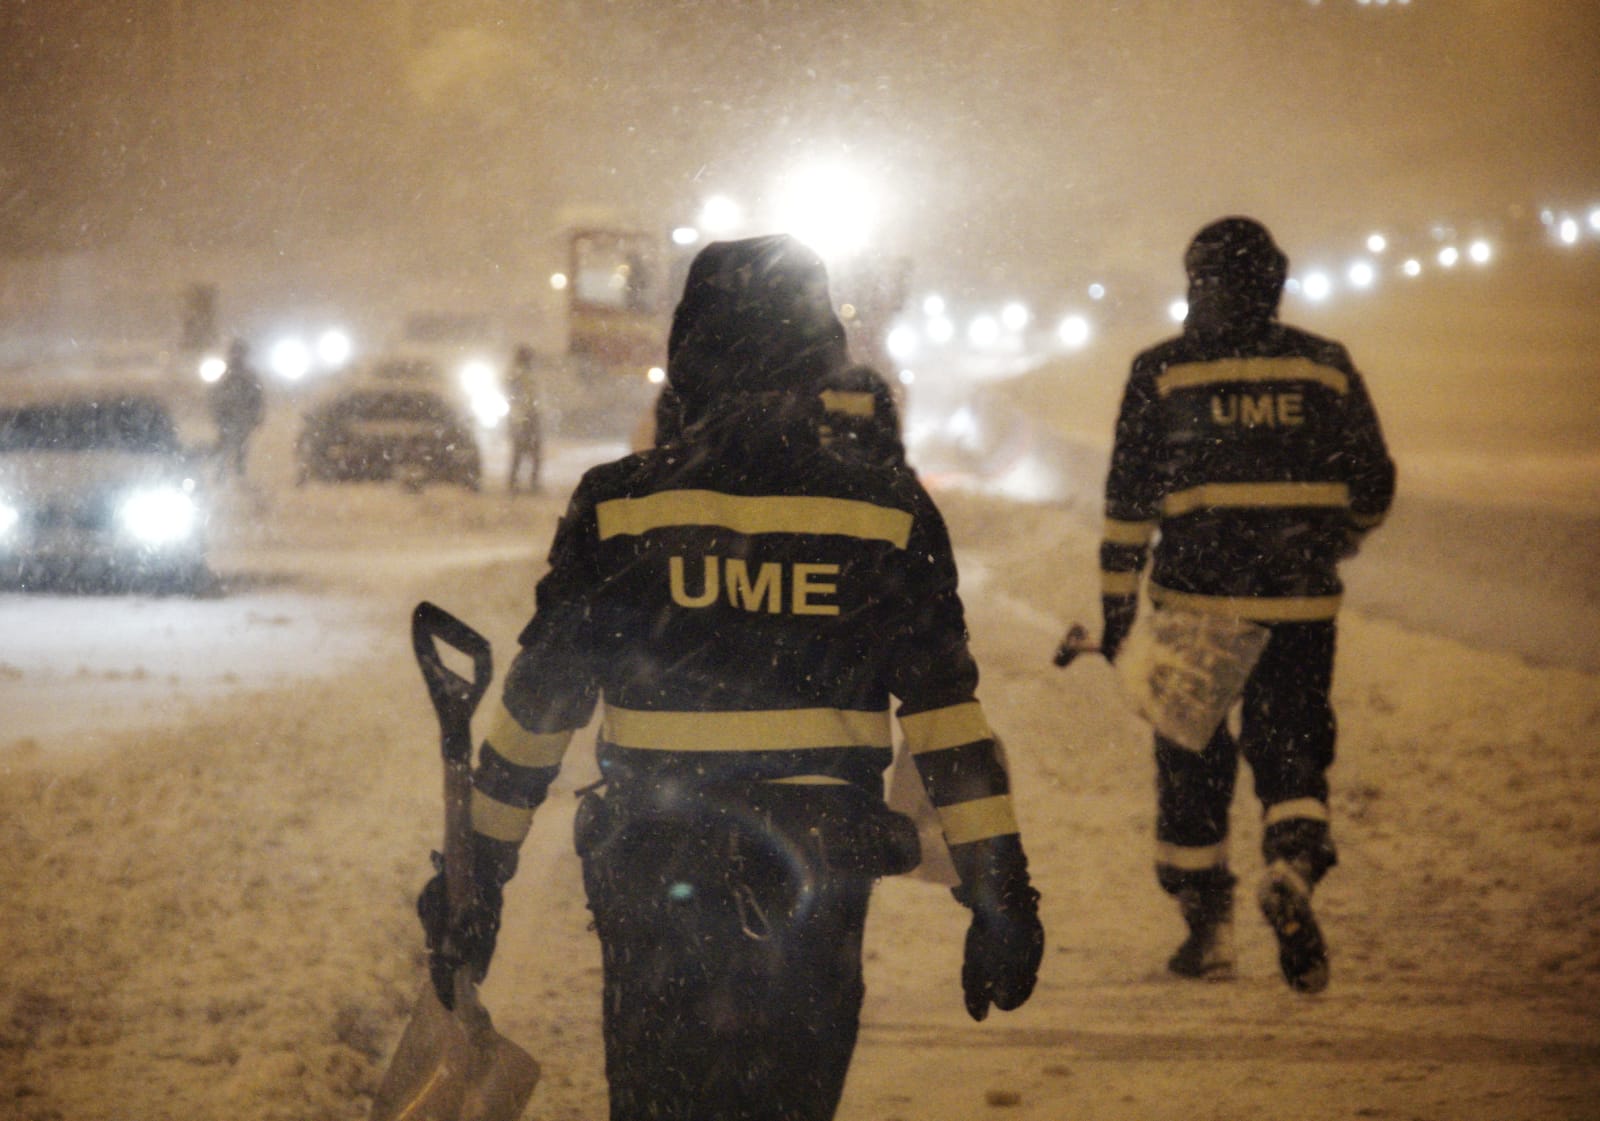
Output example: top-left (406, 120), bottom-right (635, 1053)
top-left (1261, 797), bottom-right (1338, 884)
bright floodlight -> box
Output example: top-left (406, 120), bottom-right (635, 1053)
top-left (1559, 218), bottom-right (1581, 245)
top-left (647, 366), bottom-right (667, 385)
top-left (1167, 299), bottom-right (1189, 323)
top-left (1302, 272), bottom-right (1332, 302)
top-left (922, 294), bottom-right (946, 317)
top-left (316, 328), bottom-right (352, 367)
top-left (967, 314), bottom-right (1000, 347)
top-left (1001, 302), bottom-right (1031, 331)
top-left (550, 272), bottom-right (569, 291)
top-left (1402, 258), bottom-right (1423, 277)
top-left (671, 226), bottom-right (700, 246)
top-left (198, 355), bottom-right (227, 383)
top-left (886, 324), bottom-right (920, 361)
top-left (1437, 246), bottom-right (1460, 268)
top-left (1366, 233), bottom-right (1388, 254)
top-left (898, 369), bottom-right (915, 386)
top-left (699, 195), bottom-right (743, 236)
top-left (1347, 260), bottom-right (1376, 289)
top-left (1468, 239), bottom-right (1493, 265)
top-left (0, 500), bottom-right (18, 535)
top-left (1589, 208), bottom-right (1600, 232)
top-left (926, 315), bottom-right (955, 344)
top-left (773, 162), bottom-right (879, 261)
top-left (269, 337), bottom-right (312, 381)
top-left (1057, 314), bottom-right (1091, 349)
top-left (1088, 283), bottom-right (1106, 300)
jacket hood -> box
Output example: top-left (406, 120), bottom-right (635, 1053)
top-left (1183, 216), bottom-right (1287, 337)
top-left (667, 235), bottom-right (849, 426)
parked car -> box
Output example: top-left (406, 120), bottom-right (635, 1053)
top-left (0, 394), bottom-right (211, 594)
top-left (295, 385), bottom-right (482, 491)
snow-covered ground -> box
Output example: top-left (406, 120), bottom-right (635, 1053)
top-left (2, 369), bottom-right (1598, 1121)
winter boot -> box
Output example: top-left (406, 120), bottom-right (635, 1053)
top-left (1167, 883), bottom-right (1236, 980)
top-left (1258, 858), bottom-right (1329, 994)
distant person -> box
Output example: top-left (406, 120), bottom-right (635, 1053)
top-left (1096, 216), bottom-right (1395, 993)
top-left (504, 345), bottom-right (544, 493)
top-left (209, 338), bottom-right (265, 480)
top-left (819, 362), bottom-right (907, 469)
top-left (417, 234), bottom-right (1043, 1121)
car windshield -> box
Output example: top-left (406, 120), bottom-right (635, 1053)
top-left (335, 391), bottom-right (456, 425)
top-left (0, 399), bottom-right (180, 453)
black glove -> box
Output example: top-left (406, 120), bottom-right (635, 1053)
top-left (951, 834), bottom-right (1044, 1022)
top-left (1100, 594), bottom-right (1138, 663)
top-left (416, 834), bottom-right (519, 1010)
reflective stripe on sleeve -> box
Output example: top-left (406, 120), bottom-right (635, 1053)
top-left (1263, 797), bottom-right (1330, 828)
top-left (484, 702), bottom-right (575, 769)
top-left (470, 790), bottom-right (534, 843)
top-left (819, 389), bottom-right (876, 418)
top-left (1156, 356), bottom-right (1350, 398)
top-left (939, 794), bottom-right (1019, 845)
top-left (900, 701), bottom-right (993, 756)
top-left (596, 491), bottom-right (913, 548)
top-left (1155, 840), bottom-right (1230, 871)
top-left (1101, 569), bottom-right (1141, 597)
top-left (1149, 584), bottom-right (1342, 623)
top-left (1103, 517), bottom-right (1158, 547)
top-left (602, 705), bottom-right (892, 752)
top-left (1162, 481), bottom-right (1350, 518)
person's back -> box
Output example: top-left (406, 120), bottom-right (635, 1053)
top-left (421, 235), bottom-right (1043, 1121)
top-left (1104, 219), bottom-right (1393, 616)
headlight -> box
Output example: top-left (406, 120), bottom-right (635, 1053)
top-left (119, 487), bottom-right (198, 545)
top-left (469, 389), bottom-right (510, 429)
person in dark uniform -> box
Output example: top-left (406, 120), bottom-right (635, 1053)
top-left (418, 235), bottom-right (1044, 1121)
top-left (209, 338), bottom-right (265, 480)
top-left (1098, 216), bottom-right (1395, 993)
top-left (504, 344), bottom-right (544, 492)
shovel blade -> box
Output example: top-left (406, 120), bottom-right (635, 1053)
top-left (371, 985), bottom-right (541, 1121)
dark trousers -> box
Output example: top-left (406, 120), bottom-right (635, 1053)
top-left (578, 788), bottom-right (875, 1121)
top-left (1155, 620), bottom-right (1339, 894)
top-left (508, 421), bottom-right (542, 490)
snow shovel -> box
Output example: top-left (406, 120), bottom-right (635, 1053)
top-left (1052, 611), bottom-right (1270, 751)
top-left (370, 601), bottom-right (541, 1121)
top-left (1113, 607), bottom-right (1268, 751)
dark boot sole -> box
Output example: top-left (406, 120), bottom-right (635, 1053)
top-left (1259, 868), bottom-right (1329, 994)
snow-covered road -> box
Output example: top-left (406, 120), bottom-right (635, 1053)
top-left (2, 433), bottom-right (1597, 1121)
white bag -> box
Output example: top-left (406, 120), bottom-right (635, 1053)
top-left (1115, 606), bottom-right (1269, 751)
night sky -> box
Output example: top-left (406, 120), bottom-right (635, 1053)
top-left (2, 1), bottom-right (1596, 299)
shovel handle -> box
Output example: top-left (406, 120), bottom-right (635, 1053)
top-left (413, 601), bottom-right (495, 932)
top-left (412, 601), bottom-right (493, 766)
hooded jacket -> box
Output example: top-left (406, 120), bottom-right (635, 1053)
top-left (1101, 219), bottom-right (1396, 622)
top-left (468, 236), bottom-right (1023, 884)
